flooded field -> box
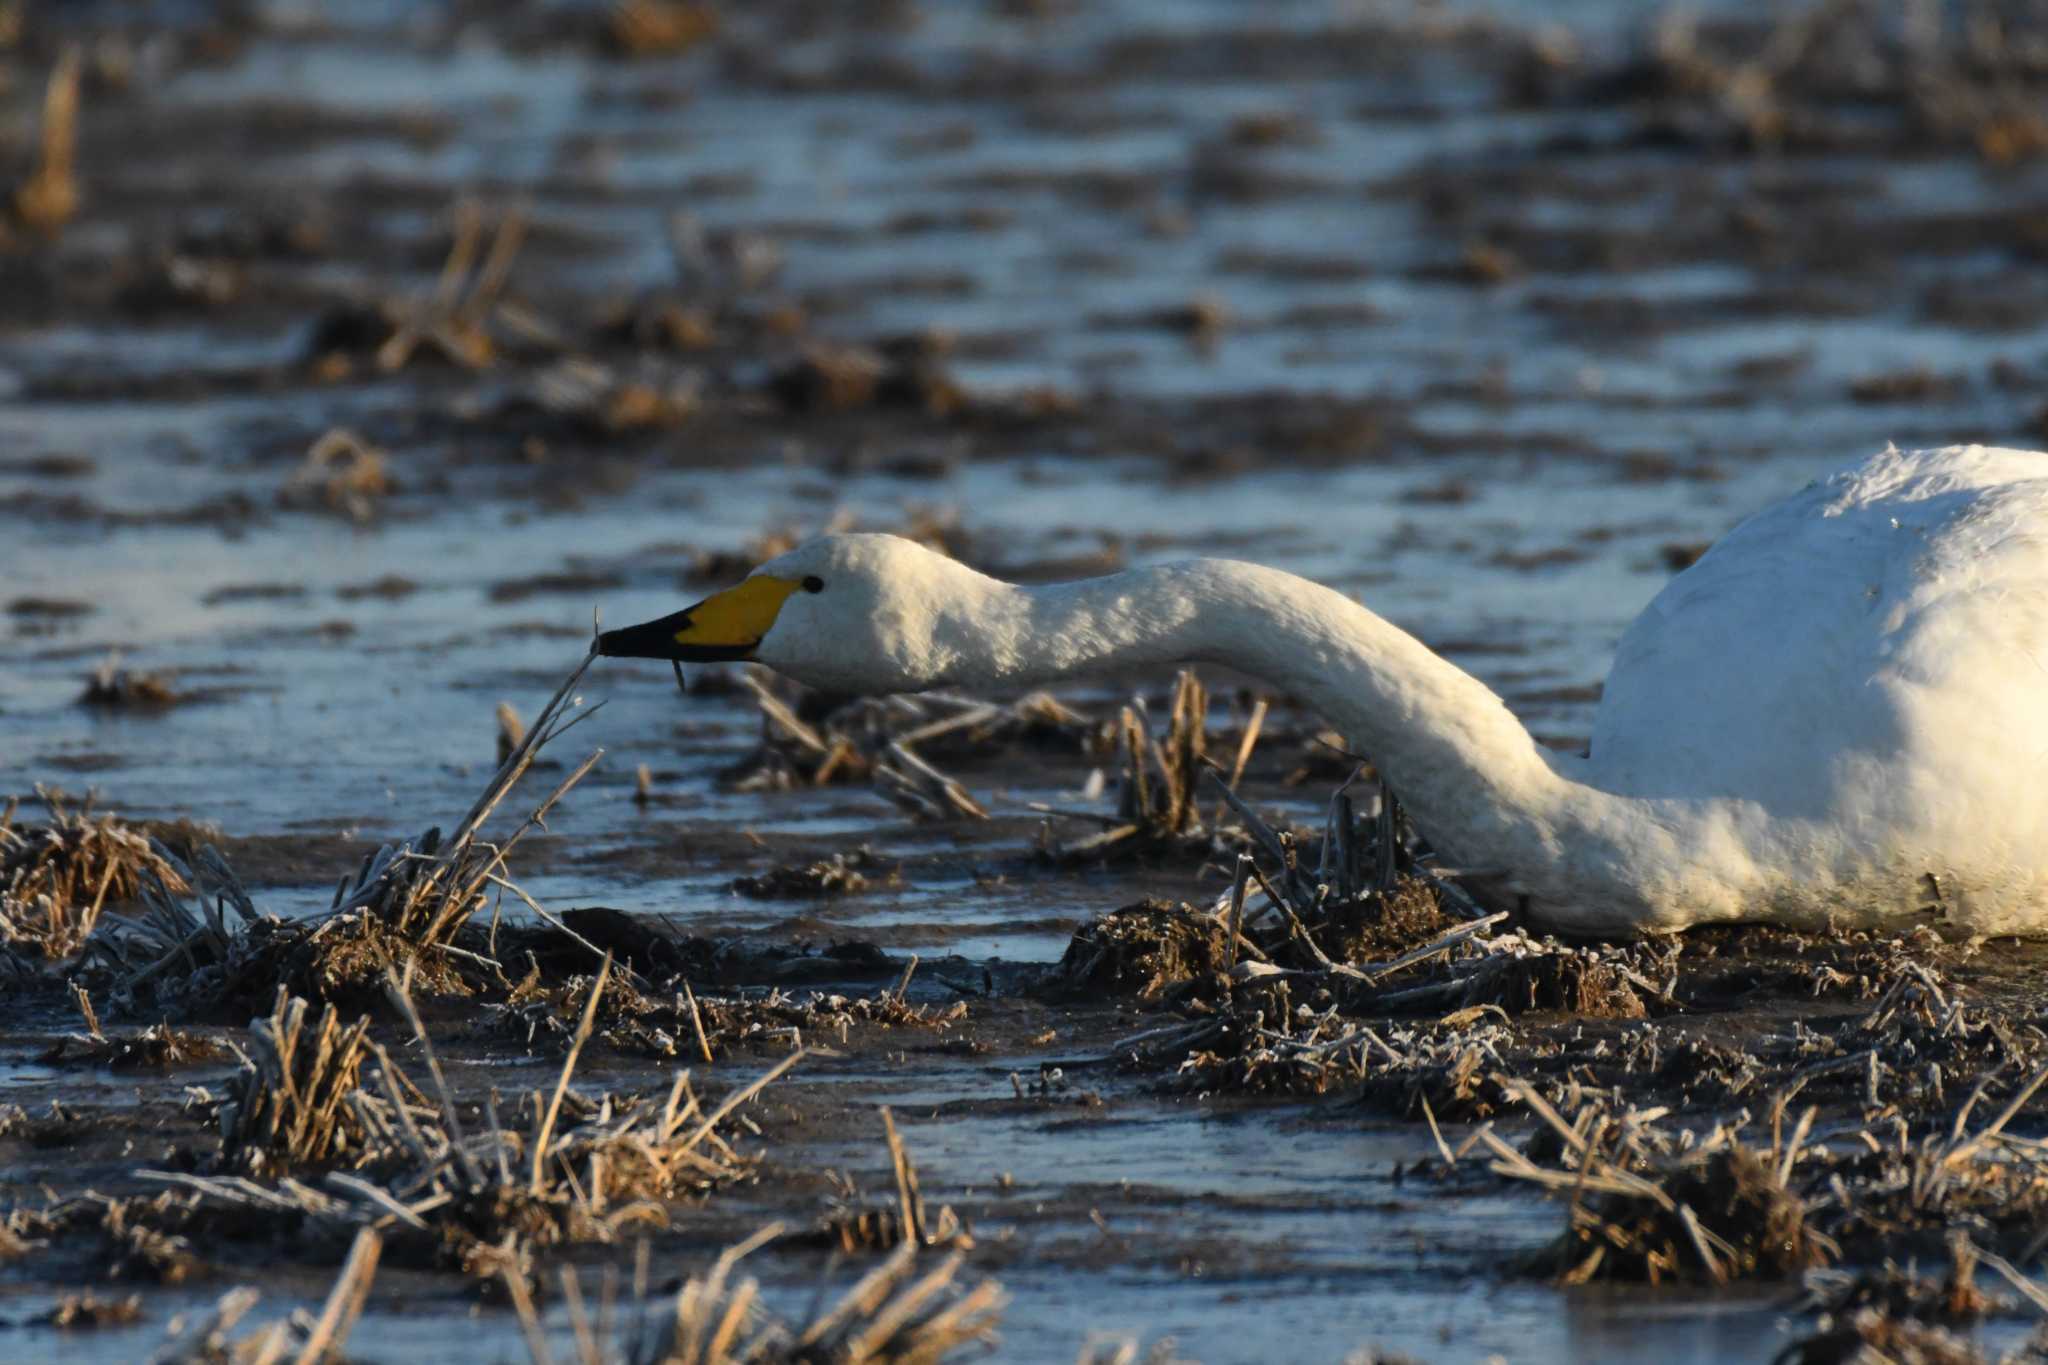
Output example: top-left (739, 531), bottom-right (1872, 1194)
top-left (5, 0), bottom-right (2048, 1361)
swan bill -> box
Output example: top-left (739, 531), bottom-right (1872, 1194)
top-left (597, 574), bottom-right (802, 662)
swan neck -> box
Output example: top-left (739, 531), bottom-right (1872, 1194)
top-left (953, 562), bottom-right (1589, 897)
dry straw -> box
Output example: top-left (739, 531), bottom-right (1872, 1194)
top-left (139, 960), bottom-right (802, 1285)
top-left (6, 46), bottom-right (81, 240)
top-left (0, 788), bottom-right (186, 960)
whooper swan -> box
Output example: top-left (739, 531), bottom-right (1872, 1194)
top-left (599, 445), bottom-right (2048, 939)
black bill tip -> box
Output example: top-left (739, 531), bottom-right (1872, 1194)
top-left (596, 607), bottom-right (757, 662)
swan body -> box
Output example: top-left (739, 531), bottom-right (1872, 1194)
top-left (600, 445), bottom-right (2048, 939)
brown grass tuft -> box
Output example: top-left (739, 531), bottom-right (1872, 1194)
top-left (104, 962), bottom-right (807, 1292)
top-left (282, 429), bottom-right (390, 524)
top-left (491, 962), bottom-right (960, 1063)
top-left (511, 1222), bottom-right (1004, 1365)
top-left (606, 0), bottom-right (718, 57)
top-left (727, 671), bottom-right (989, 819)
top-left (1775, 1309), bottom-right (1982, 1365)
top-left (1450, 941), bottom-right (1661, 1020)
top-left (8, 47), bottom-right (81, 240)
top-left (809, 1109), bottom-right (974, 1256)
top-left (1487, 1078), bottom-right (1839, 1285)
top-left (220, 989), bottom-right (375, 1171)
top-left (78, 655), bottom-right (182, 709)
top-left (0, 790), bottom-right (187, 960)
top-left (732, 848), bottom-right (896, 900)
top-left (1044, 670), bottom-right (1214, 861)
top-left (307, 200), bottom-right (527, 376)
top-left (1050, 900), bottom-right (1230, 1001)
top-left (1320, 876), bottom-right (1460, 965)
top-left (31, 1292), bottom-right (143, 1329)
top-left (40, 1011), bottom-right (227, 1070)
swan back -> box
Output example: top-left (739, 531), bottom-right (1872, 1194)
top-left (1595, 445), bottom-right (2048, 795)
top-left (1588, 445), bottom-right (2048, 925)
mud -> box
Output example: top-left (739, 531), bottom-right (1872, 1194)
top-left (7, 0), bottom-right (2048, 1360)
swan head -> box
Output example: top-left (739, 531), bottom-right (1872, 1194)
top-left (596, 532), bottom-right (991, 693)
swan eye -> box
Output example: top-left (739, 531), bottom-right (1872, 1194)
top-left (801, 575), bottom-right (824, 594)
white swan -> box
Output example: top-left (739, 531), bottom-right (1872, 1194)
top-left (600, 444), bottom-right (2048, 939)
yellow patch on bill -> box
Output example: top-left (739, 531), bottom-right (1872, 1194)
top-left (674, 574), bottom-right (801, 651)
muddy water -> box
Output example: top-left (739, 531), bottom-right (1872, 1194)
top-left (5, 0), bottom-right (2048, 1359)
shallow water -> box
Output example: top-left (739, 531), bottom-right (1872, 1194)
top-left (5, 0), bottom-right (2048, 1359)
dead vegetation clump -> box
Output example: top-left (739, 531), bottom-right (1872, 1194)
top-left (1819, 1088), bottom-right (2048, 1261)
top-left (95, 963), bottom-right (803, 1290)
top-left (732, 848), bottom-right (898, 900)
top-left (1476, 1043), bottom-right (2048, 1300)
top-left (1049, 768), bottom-right (1472, 1005)
top-left (307, 200), bottom-right (535, 376)
top-left (1779, 1239), bottom-right (2030, 1365)
top-left (3, 47), bottom-right (80, 244)
top-left (1200, 771), bottom-right (1487, 981)
top-left (280, 428), bottom-right (390, 524)
top-left (1815, 929), bottom-right (1966, 1001)
top-left (766, 342), bottom-right (967, 418)
top-left (39, 1021), bottom-right (227, 1069)
top-left (1156, 1004), bottom-right (1526, 1111)
top-left (17, 1291), bottom-right (143, 1329)
top-left (1133, 898), bottom-right (2048, 1290)
top-left (77, 840), bottom-right (287, 1014)
top-left (1773, 1309), bottom-right (1989, 1365)
top-left (1536, 1137), bottom-right (1832, 1284)
top-left (489, 960), bottom-right (960, 1062)
top-left (1050, 758), bottom-right (1683, 1114)
top-left (724, 671), bottom-right (989, 819)
top-left (1676, 923), bottom-right (1969, 1008)
top-left (0, 789), bottom-right (187, 960)
top-left (131, 1198), bottom-right (984, 1364)
top-left (374, 966), bottom-right (799, 1276)
top-left (218, 989), bottom-right (375, 1172)
top-left (527, 354), bottom-right (701, 434)
top-left (1797, 1237), bottom-right (1999, 1330)
top-left (112, 1208), bottom-right (208, 1284)
top-left (511, 1222), bottom-right (1004, 1365)
top-left (1317, 875), bottom-right (1459, 964)
top-left (1696, 952), bottom-right (2048, 1128)
top-left (1441, 937), bottom-right (1670, 1020)
top-left (78, 654), bottom-right (182, 708)
top-left (497, 1112), bottom-right (999, 1364)
top-left (809, 1109), bottom-right (974, 1259)
top-left (605, 0), bottom-right (718, 57)
top-left (1050, 900), bottom-right (1230, 1002)
top-left (1040, 672), bottom-right (1219, 862)
top-left (1480, 1077), bottom-right (1839, 1285)
top-left (16, 1193), bottom-right (214, 1285)
top-left (735, 681), bottom-right (1092, 806)
top-left (39, 987), bottom-right (227, 1069)
top-left (690, 977), bottom-right (959, 1058)
top-left (425, 1060), bottom-right (792, 1266)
